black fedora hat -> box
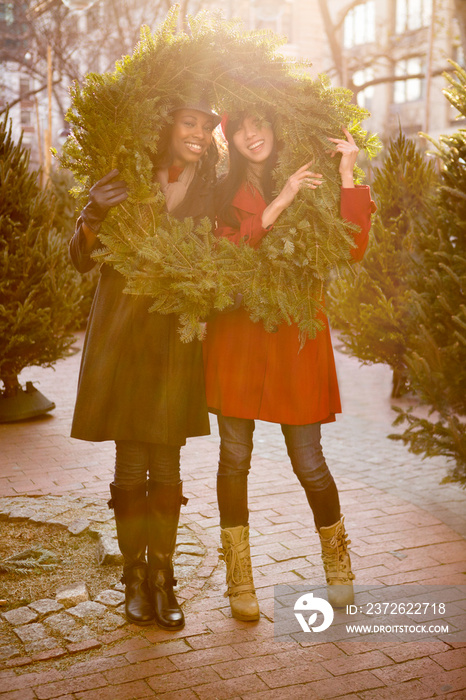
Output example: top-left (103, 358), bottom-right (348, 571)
top-left (170, 98), bottom-right (221, 127)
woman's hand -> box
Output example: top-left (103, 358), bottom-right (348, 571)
top-left (327, 128), bottom-right (359, 188)
top-left (81, 169), bottom-right (128, 234)
top-left (79, 169), bottom-right (128, 252)
top-left (262, 163), bottom-right (323, 229)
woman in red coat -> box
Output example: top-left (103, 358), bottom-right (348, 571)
top-left (203, 113), bottom-right (375, 620)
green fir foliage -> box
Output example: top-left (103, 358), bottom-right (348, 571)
top-left (390, 66), bottom-right (466, 483)
top-left (0, 111), bottom-right (82, 396)
top-left (0, 547), bottom-right (61, 574)
top-left (59, 7), bottom-right (380, 342)
top-left (327, 131), bottom-right (437, 397)
top-left (327, 62), bottom-right (466, 484)
top-left (443, 60), bottom-right (466, 118)
top-left (49, 167), bottom-right (98, 327)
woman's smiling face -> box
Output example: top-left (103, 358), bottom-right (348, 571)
top-left (232, 115), bottom-right (274, 164)
top-left (170, 109), bottom-right (214, 167)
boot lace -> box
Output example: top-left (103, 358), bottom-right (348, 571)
top-left (218, 534), bottom-right (255, 598)
top-left (321, 525), bottom-right (355, 584)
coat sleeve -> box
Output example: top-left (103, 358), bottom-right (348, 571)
top-left (216, 184), bottom-right (376, 258)
top-left (340, 185), bottom-right (377, 262)
top-left (69, 217), bottom-right (100, 273)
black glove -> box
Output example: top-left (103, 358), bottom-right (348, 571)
top-left (81, 169), bottom-right (128, 233)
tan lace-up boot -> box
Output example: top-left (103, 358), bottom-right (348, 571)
top-left (318, 516), bottom-right (355, 608)
top-left (219, 525), bottom-right (260, 621)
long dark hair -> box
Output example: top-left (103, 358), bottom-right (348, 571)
top-left (151, 121), bottom-right (219, 186)
top-left (216, 111), bottom-right (280, 228)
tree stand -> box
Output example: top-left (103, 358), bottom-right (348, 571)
top-left (0, 382), bottom-right (55, 423)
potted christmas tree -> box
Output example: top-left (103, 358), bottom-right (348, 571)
top-left (327, 131), bottom-right (438, 397)
top-left (391, 65), bottom-right (466, 484)
top-left (0, 111), bottom-right (82, 421)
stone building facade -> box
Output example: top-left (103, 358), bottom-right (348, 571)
top-left (224, 0), bottom-right (463, 142)
top-left (0, 0), bottom-right (463, 170)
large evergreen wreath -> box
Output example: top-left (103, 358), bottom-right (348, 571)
top-left (60, 7), bottom-right (380, 342)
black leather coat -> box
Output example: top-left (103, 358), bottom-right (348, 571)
top-left (70, 174), bottom-right (213, 445)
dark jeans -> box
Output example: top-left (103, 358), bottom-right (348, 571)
top-left (114, 440), bottom-right (181, 488)
top-left (217, 414), bottom-right (333, 492)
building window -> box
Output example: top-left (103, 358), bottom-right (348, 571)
top-left (0, 2), bottom-right (14, 24)
top-left (344, 1), bottom-right (375, 48)
top-left (19, 76), bottom-right (30, 98)
top-left (393, 57), bottom-right (423, 103)
top-left (396, 0), bottom-right (432, 34)
top-left (252, 0), bottom-right (292, 42)
top-left (353, 68), bottom-right (374, 110)
top-left (20, 110), bottom-right (31, 126)
top-left (453, 42), bottom-right (465, 67)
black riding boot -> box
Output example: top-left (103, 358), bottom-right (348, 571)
top-left (109, 482), bottom-right (155, 626)
top-left (147, 480), bottom-right (186, 630)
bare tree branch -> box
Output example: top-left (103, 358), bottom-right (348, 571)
top-left (317, 0), bottom-right (344, 83)
top-left (352, 66), bottom-right (456, 95)
top-left (1, 0), bottom-right (210, 135)
top-left (318, 0), bottom-right (463, 101)
top-left (335, 0), bottom-right (366, 32)
top-left (0, 79), bottom-right (62, 115)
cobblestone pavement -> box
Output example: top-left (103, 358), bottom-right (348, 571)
top-left (0, 331), bottom-right (465, 699)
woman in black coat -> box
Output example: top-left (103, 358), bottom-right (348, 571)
top-left (70, 102), bottom-right (220, 630)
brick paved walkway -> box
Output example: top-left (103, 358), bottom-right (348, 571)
top-left (1, 331), bottom-right (465, 699)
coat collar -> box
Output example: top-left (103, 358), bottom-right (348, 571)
top-left (232, 181), bottom-right (266, 215)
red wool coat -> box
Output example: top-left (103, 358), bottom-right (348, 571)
top-left (203, 184), bottom-right (376, 425)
